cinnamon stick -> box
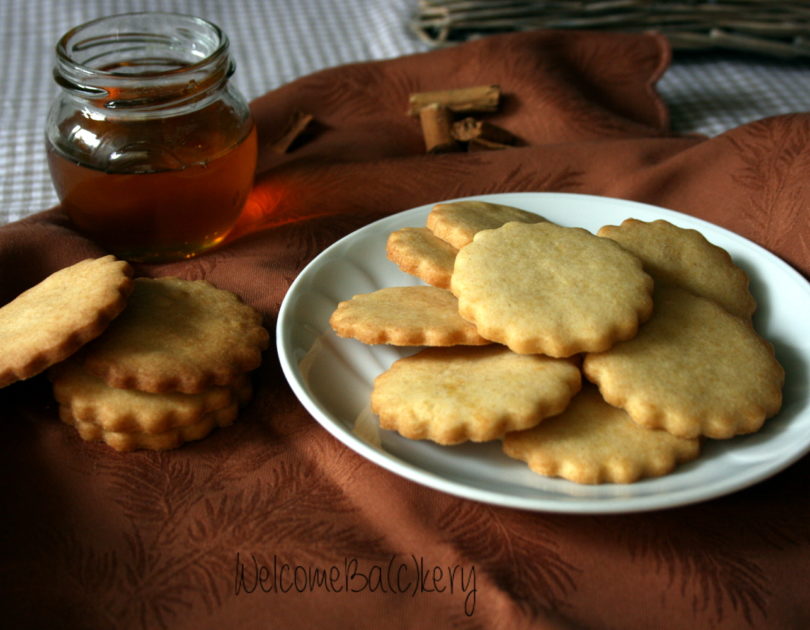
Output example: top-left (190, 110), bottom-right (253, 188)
top-left (451, 117), bottom-right (518, 145)
top-left (407, 85), bottom-right (501, 117)
top-left (418, 103), bottom-right (462, 153)
top-left (269, 110), bottom-right (314, 154)
top-left (467, 137), bottom-right (513, 151)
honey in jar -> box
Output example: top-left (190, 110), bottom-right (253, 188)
top-left (45, 12), bottom-right (257, 262)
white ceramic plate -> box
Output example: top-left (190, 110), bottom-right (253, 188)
top-left (276, 192), bottom-right (810, 513)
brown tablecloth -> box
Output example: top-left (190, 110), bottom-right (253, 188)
top-left (1, 31), bottom-right (808, 630)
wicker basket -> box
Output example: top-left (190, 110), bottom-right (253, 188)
top-left (411, 0), bottom-right (810, 58)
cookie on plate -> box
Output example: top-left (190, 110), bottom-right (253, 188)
top-left (583, 285), bottom-right (784, 439)
top-left (79, 277), bottom-right (269, 394)
top-left (598, 218), bottom-right (756, 319)
top-left (371, 345), bottom-right (581, 444)
top-left (451, 221), bottom-right (654, 357)
top-left (427, 200), bottom-right (546, 249)
top-left (50, 359), bottom-right (252, 434)
top-left (502, 385), bottom-right (701, 484)
top-left (60, 403), bottom-right (239, 452)
top-left (386, 227), bottom-right (458, 289)
top-left (329, 285), bottom-right (490, 346)
top-left (0, 255), bottom-right (133, 388)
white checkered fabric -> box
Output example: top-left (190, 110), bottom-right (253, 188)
top-left (1, 0), bottom-right (808, 225)
top-left (660, 54), bottom-right (810, 137)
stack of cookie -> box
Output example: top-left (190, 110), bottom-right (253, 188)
top-left (0, 256), bottom-right (269, 451)
top-left (329, 201), bottom-right (784, 484)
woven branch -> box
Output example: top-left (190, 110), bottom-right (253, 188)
top-left (411, 0), bottom-right (810, 57)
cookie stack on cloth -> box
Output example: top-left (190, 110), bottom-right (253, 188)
top-left (0, 255), bottom-right (269, 451)
top-left (329, 201), bottom-right (785, 484)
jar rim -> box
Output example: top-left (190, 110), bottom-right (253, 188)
top-left (55, 11), bottom-right (229, 79)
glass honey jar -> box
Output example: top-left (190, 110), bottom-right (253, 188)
top-left (45, 12), bottom-right (257, 262)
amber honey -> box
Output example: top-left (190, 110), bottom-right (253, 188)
top-left (48, 124), bottom-right (256, 262)
top-left (46, 12), bottom-right (258, 262)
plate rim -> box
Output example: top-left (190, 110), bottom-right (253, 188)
top-left (276, 191), bottom-right (810, 514)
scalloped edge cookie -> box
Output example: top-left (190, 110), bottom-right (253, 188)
top-left (80, 277), bottom-right (269, 394)
top-left (598, 218), bottom-right (756, 319)
top-left (426, 200), bottom-right (546, 249)
top-left (50, 359), bottom-right (252, 434)
top-left (386, 227), bottom-right (458, 289)
top-left (329, 285), bottom-right (490, 346)
top-left (60, 403), bottom-right (239, 452)
top-left (371, 345), bottom-right (581, 444)
top-left (503, 385), bottom-right (701, 484)
top-left (0, 255), bottom-right (133, 388)
top-left (451, 221), bottom-right (654, 357)
top-left (583, 285), bottom-right (784, 439)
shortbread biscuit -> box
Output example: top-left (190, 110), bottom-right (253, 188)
top-left (386, 227), bottom-right (458, 289)
top-left (329, 285), bottom-right (490, 346)
top-left (371, 345), bottom-right (581, 444)
top-left (427, 200), bottom-right (545, 249)
top-left (503, 385), bottom-right (701, 484)
top-left (451, 221), bottom-right (654, 357)
top-left (598, 218), bottom-right (756, 319)
top-left (60, 403), bottom-right (238, 452)
top-left (0, 255), bottom-right (133, 388)
top-left (79, 277), bottom-right (269, 393)
top-left (583, 285), bottom-right (784, 439)
top-left (50, 359), bottom-right (252, 434)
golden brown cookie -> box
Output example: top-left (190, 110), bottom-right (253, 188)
top-left (79, 277), bottom-right (269, 394)
top-left (503, 385), bottom-right (701, 484)
top-left (583, 285), bottom-right (784, 439)
top-left (451, 221), bottom-right (654, 357)
top-left (0, 255), bottom-right (133, 388)
top-left (598, 218), bottom-right (756, 319)
top-left (50, 359), bottom-right (252, 434)
top-left (386, 227), bottom-right (458, 289)
top-left (60, 403), bottom-right (238, 452)
top-left (371, 345), bottom-right (581, 444)
top-left (426, 200), bottom-right (545, 249)
top-left (329, 285), bottom-right (490, 346)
